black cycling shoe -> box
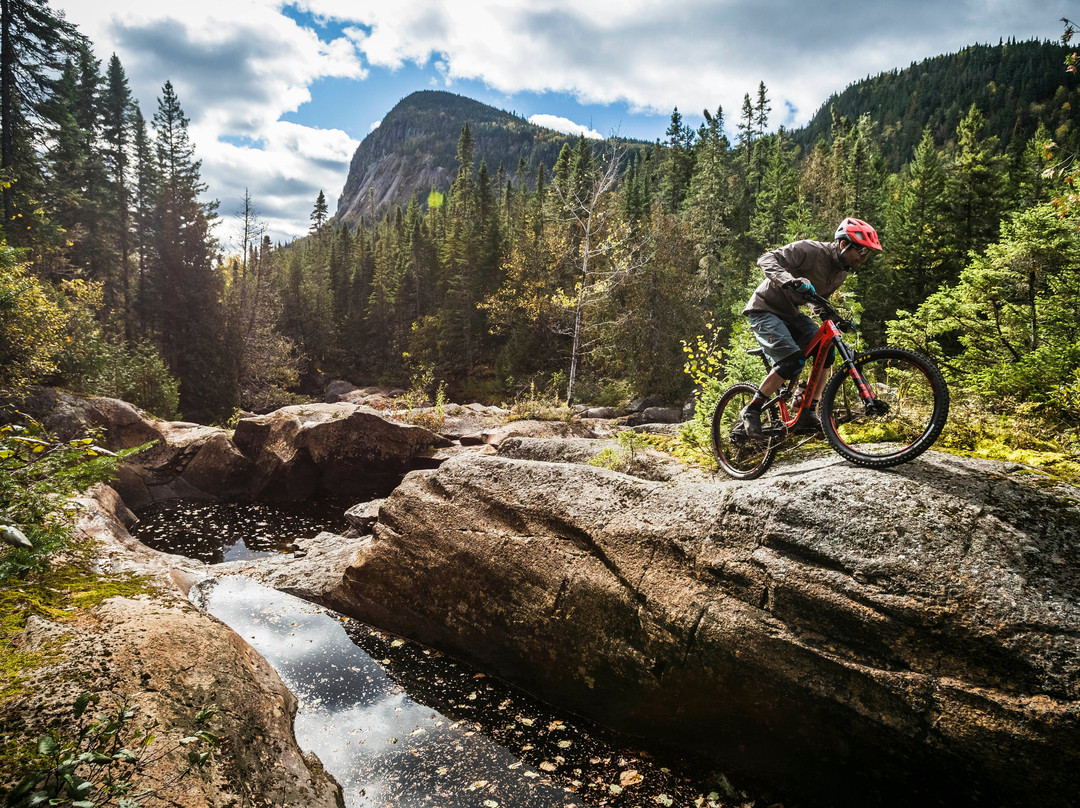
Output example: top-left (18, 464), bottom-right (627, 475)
top-left (738, 405), bottom-right (764, 439)
top-left (792, 408), bottom-right (824, 434)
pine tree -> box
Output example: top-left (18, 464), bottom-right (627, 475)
top-left (885, 127), bottom-right (953, 308)
top-left (945, 104), bottom-right (1007, 258)
top-left (0, 0), bottom-right (83, 242)
top-left (101, 53), bottom-right (135, 337)
top-left (148, 80), bottom-right (228, 420)
top-left (749, 129), bottom-right (798, 251)
top-left (310, 189), bottom-right (328, 232)
top-left (130, 106), bottom-right (157, 336)
top-left (660, 107), bottom-right (694, 213)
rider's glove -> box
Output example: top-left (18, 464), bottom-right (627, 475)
top-left (784, 278), bottom-right (816, 296)
top-left (838, 319), bottom-right (856, 333)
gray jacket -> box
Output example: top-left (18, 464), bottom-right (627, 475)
top-left (743, 240), bottom-right (848, 320)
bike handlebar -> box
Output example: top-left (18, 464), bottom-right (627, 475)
top-left (783, 281), bottom-right (857, 333)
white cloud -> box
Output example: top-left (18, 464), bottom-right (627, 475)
top-left (528, 114), bottom-right (602, 140)
top-left (53, 0), bottom-right (1072, 240)
top-left (308, 0), bottom-right (1068, 125)
top-left (59, 0), bottom-right (365, 242)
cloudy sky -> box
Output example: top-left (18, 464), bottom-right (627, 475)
top-left (58, 0), bottom-right (1072, 245)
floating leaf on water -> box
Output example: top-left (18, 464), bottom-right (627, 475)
top-left (558, 740), bottom-right (572, 748)
top-left (519, 717), bottom-right (534, 726)
top-left (391, 639), bottom-right (405, 648)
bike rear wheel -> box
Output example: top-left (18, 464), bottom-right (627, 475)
top-left (820, 347), bottom-right (949, 468)
top-left (711, 382), bottom-right (782, 479)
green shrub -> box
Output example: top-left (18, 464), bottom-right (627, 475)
top-left (0, 408), bottom-right (146, 578)
top-left (5, 693), bottom-right (218, 808)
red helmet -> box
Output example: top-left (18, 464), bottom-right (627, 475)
top-left (834, 217), bottom-right (882, 251)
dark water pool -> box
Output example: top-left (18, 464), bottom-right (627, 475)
top-left (130, 498), bottom-right (354, 563)
top-left (192, 576), bottom-right (746, 808)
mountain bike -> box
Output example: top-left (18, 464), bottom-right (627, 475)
top-left (711, 287), bottom-right (949, 479)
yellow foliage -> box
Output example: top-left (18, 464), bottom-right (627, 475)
top-left (0, 247), bottom-right (69, 390)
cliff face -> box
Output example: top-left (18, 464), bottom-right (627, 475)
top-left (334, 90), bottom-right (581, 226)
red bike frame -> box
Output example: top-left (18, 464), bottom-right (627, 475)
top-left (774, 317), bottom-right (876, 429)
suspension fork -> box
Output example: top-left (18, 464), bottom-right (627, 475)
top-left (833, 336), bottom-right (877, 405)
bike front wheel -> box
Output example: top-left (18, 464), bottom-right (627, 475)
top-left (711, 382), bottom-right (782, 479)
top-left (820, 347), bottom-right (949, 468)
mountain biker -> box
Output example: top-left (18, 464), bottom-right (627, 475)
top-left (739, 217), bottom-right (883, 437)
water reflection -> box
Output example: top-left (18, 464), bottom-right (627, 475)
top-left (192, 576), bottom-right (731, 808)
top-left (131, 499), bottom-right (353, 563)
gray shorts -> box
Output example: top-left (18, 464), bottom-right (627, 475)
top-left (746, 310), bottom-right (818, 366)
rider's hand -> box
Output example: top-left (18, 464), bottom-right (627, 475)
top-left (838, 319), bottom-right (856, 333)
top-left (784, 278), bottom-right (816, 296)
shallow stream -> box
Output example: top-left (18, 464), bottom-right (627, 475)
top-left (138, 500), bottom-right (746, 808)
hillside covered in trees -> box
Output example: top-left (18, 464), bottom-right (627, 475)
top-left (1, 0), bottom-right (1078, 477)
top-left (795, 39), bottom-right (1077, 169)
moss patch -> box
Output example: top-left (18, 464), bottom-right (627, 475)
top-left (0, 562), bottom-right (153, 701)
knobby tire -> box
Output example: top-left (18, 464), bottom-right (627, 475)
top-left (711, 382), bottom-right (781, 480)
top-left (820, 347), bottom-right (949, 468)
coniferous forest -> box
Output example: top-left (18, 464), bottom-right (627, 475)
top-left (2, 3), bottom-right (1078, 471)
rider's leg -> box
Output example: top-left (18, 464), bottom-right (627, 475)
top-left (741, 312), bottom-right (809, 436)
top-left (741, 351), bottom-right (804, 435)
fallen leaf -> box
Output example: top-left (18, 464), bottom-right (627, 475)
top-left (620, 770), bottom-right (643, 786)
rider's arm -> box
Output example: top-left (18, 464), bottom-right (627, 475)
top-left (757, 241), bottom-right (810, 288)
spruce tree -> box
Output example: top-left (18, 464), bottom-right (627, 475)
top-left (945, 105), bottom-right (1007, 258)
top-left (101, 53), bottom-right (135, 337)
top-left (148, 80), bottom-right (228, 420)
top-left (310, 189), bottom-right (328, 232)
top-left (0, 0), bottom-right (83, 242)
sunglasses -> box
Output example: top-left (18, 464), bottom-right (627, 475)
top-left (849, 244), bottom-right (870, 257)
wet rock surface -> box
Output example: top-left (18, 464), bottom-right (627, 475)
top-left (196, 575), bottom-right (738, 808)
top-left (324, 450), bottom-right (1080, 806)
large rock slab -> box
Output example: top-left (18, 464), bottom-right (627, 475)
top-left (232, 403), bottom-right (445, 500)
top-left (328, 451), bottom-right (1080, 805)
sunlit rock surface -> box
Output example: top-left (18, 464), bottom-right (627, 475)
top-left (328, 451), bottom-right (1080, 805)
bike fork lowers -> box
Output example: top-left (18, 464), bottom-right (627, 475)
top-left (833, 337), bottom-right (878, 407)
